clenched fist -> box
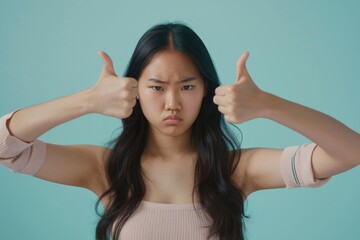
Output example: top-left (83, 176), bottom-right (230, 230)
top-left (89, 51), bottom-right (138, 119)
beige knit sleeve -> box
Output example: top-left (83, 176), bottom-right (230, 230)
top-left (280, 143), bottom-right (331, 188)
top-left (0, 110), bottom-right (46, 175)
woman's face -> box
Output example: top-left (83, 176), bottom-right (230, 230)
top-left (138, 50), bottom-right (206, 137)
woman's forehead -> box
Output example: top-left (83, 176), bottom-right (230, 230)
top-left (140, 50), bottom-right (202, 81)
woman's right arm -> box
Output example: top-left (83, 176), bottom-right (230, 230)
top-left (0, 90), bottom-right (110, 197)
top-left (8, 90), bottom-right (93, 143)
top-left (0, 51), bottom-right (138, 197)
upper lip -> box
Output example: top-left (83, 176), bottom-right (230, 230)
top-left (164, 115), bottom-right (183, 121)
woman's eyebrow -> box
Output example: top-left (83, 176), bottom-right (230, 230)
top-left (148, 76), bottom-right (196, 84)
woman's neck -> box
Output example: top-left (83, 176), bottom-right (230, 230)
top-left (143, 128), bottom-right (195, 162)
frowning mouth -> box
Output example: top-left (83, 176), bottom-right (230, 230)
top-left (164, 114), bottom-right (183, 124)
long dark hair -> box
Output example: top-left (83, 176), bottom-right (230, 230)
top-left (95, 22), bottom-right (249, 240)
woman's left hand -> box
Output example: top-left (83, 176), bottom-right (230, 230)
top-left (213, 52), bottom-right (269, 124)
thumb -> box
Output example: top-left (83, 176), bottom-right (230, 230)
top-left (98, 50), bottom-right (117, 76)
top-left (235, 51), bottom-right (249, 83)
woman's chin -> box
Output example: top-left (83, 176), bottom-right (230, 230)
top-left (152, 125), bottom-right (191, 138)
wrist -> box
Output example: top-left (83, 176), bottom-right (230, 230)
top-left (259, 91), bottom-right (283, 119)
top-left (77, 88), bottom-right (97, 114)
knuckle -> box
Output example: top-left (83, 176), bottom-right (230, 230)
top-left (125, 78), bottom-right (137, 88)
top-left (228, 106), bottom-right (236, 114)
top-left (229, 95), bottom-right (236, 103)
top-left (122, 91), bottom-right (131, 99)
top-left (217, 105), bottom-right (223, 112)
top-left (213, 96), bottom-right (218, 104)
top-left (229, 86), bottom-right (237, 94)
top-left (120, 78), bottom-right (130, 87)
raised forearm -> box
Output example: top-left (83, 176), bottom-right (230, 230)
top-left (7, 89), bottom-right (94, 143)
top-left (263, 92), bottom-right (360, 165)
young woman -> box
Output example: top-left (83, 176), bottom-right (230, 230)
top-left (1, 22), bottom-right (359, 240)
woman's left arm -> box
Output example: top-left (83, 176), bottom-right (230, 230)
top-left (214, 52), bottom-right (360, 187)
top-left (263, 91), bottom-right (360, 179)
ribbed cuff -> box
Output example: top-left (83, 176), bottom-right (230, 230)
top-left (0, 109), bottom-right (47, 176)
top-left (0, 109), bottom-right (35, 159)
top-left (280, 143), bottom-right (331, 188)
top-left (20, 140), bottom-right (46, 175)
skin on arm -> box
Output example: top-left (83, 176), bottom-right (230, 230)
top-left (6, 89), bottom-right (104, 192)
top-left (216, 52), bottom-right (360, 196)
top-left (4, 51), bottom-right (136, 196)
top-left (236, 148), bottom-right (285, 196)
top-left (34, 143), bottom-right (110, 194)
top-left (6, 90), bottom-right (110, 195)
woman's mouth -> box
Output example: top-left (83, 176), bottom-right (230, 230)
top-left (164, 115), bottom-right (183, 124)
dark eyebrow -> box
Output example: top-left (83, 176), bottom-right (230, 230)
top-left (148, 76), bottom-right (197, 84)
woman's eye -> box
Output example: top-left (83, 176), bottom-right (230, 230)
top-left (182, 85), bottom-right (194, 90)
top-left (151, 86), bottom-right (164, 91)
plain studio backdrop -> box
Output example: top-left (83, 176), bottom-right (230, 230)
top-left (0, 1), bottom-right (359, 239)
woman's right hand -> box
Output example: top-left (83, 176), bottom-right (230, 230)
top-left (89, 51), bottom-right (138, 119)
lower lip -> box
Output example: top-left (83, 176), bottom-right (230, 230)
top-left (164, 119), bottom-right (182, 124)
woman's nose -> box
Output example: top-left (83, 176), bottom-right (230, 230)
top-left (165, 91), bottom-right (181, 111)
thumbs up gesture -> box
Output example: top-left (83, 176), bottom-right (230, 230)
top-left (89, 51), bottom-right (138, 119)
top-left (213, 52), bottom-right (267, 124)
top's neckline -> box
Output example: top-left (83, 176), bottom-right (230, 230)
top-left (140, 200), bottom-right (203, 210)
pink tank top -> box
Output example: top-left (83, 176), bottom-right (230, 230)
top-left (112, 200), bottom-right (219, 240)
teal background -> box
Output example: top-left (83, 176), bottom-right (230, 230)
top-left (1, 0), bottom-right (359, 239)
